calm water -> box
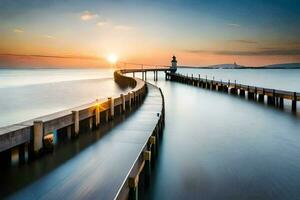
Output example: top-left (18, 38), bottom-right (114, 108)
top-left (141, 68), bottom-right (300, 200)
top-left (0, 68), bottom-right (130, 127)
top-left (2, 68), bottom-right (300, 199)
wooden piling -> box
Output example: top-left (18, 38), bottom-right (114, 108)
top-left (72, 111), bottom-right (79, 137)
top-left (240, 89), bottom-right (245, 96)
top-left (279, 98), bottom-right (284, 109)
top-left (95, 100), bottom-right (100, 127)
top-left (121, 94), bottom-right (126, 112)
top-left (33, 120), bottom-right (44, 155)
top-left (108, 97), bottom-right (114, 120)
top-left (143, 151), bottom-right (151, 186)
top-left (128, 176), bottom-right (139, 200)
top-left (19, 143), bottom-right (26, 164)
top-left (292, 92), bottom-right (297, 112)
top-left (128, 92), bottom-right (132, 111)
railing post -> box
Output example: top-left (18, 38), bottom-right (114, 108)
top-left (121, 94), bottom-right (126, 112)
top-left (95, 99), bottom-right (100, 127)
top-left (108, 97), bottom-right (114, 120)
top-left (19, 143), bottom-right (26, 164)
top-left (128, 92), bottom-right (132, 110)
top-left (144, 151), bottom-right (151, 186)
top-left (292, 92), bottom-right (297, 112)
top-left (33, 120), bottom-right (44, 155)
top-left (72, 110), bottom-right (79, 137)
top-left (128, 176), bottom-right (139, 200)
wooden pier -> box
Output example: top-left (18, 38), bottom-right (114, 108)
top-left (121, 67), bottom-right (171, 81)
top-left (166, 72), bottom-right (300, 112)
top-left (1, 69), bottom-right (165, 200)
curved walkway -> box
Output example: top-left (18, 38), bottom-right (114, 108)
top-left (7, 83), bottom-right (163, 200)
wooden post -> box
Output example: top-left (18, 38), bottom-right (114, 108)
top-left (67, 126), bottom-right (72, 139)
top-left (259, 88), bottom-right (265, 102)
top-left (258, 94), bottom-right (264, 102)
top-left (33, 120), bottom-right (44, 155)
top-left (128, 176), bottom-right (139, 200)
top-left (240, 89), bottom-right (245, 96)
top-left (149, 136), bottom-right (156, 165)
top-left (19, 143), bottom-right (25, 164)
top-left (144, 151), bottom-right (151, 186)
top-left (95, 100), bottom-right (100, 127)
top-left (105, 110), bottom-right (109, 122)
top-left (108, 97), bottom-right (114, 119)
top-left (121, 94), bottom-right (126, 112)
top-left (89, 117), bottom-right (93, 130)
top-left (292, 92), bottom-right (297, 112)
top-left (128, 92), bottom-right (132, 110)
top-left (72, 111), bottom-right (79, 137)
top-left (279, 98), bottom-right (284, 109)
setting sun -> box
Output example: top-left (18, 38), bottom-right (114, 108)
top-left (107, 54), bottom-right (118, 64)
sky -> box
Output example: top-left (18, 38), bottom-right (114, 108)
top-left (0, 0), bottom-right (300, 68)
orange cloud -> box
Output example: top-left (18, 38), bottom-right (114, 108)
top-left (0, 54), bottom-right (108, 68)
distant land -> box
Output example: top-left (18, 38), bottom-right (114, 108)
top-left (178, 63), bottom-right (300, 69)
top-left (1, 63), bottom-right (300, 69)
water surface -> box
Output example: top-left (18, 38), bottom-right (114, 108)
top-left (141, 69), bottom-right (300, 199)
top-left (0, 68), bottom-right (130, 127)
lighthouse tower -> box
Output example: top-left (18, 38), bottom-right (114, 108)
top-left (170, 55), bottom-right (177, 73)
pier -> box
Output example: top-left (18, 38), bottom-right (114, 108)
top-left (166, 72), bottom-right (300, 112)
top-left (0, 69), bottom-right (165, 200)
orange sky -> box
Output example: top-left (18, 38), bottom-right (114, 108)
top-left (1, 1), bottom-right (300, 68)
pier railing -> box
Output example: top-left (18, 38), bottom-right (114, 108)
top-left (166, 72), bottom-right (299, 112)
top-left (0, 70), bottom-right (147, 162)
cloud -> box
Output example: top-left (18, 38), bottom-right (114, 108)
top-left (0, 53), bottom-right (99, 60)
top-left (80, 11), bottom-right (98, 21)
top-left (229, 40), bottom-right (257, 44)
top-left (96, 21), bottom-right (108, 26)
top-left (13, 28), bottom-right (24, 33)
top-left (114, 25), bottom-right (133, 30)
top-left (183, 49), bottom-right (300, 56)
top-left (42, 34), bottom-right (56, 39)
top-left (227, 23), bottom-right (240, 27)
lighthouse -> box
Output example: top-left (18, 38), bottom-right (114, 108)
top-left (170, 55), bottom-right (177, 73)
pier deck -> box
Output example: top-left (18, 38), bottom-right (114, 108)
top-left (8, 83), bottom-right (164, 199)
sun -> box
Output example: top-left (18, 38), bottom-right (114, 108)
top-left (107, 54), bottom-right (118, 64)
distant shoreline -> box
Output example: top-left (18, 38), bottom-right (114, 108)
top-left (178, 66), bottom-right (300, 69)
top-left (178, 62), bottom-right (300, 69)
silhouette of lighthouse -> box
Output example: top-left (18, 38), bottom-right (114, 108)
top-left (170, 55), bottom-right (177, 73)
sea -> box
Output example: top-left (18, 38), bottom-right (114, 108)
top-left (0, 68), bottom-right (131, 127)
